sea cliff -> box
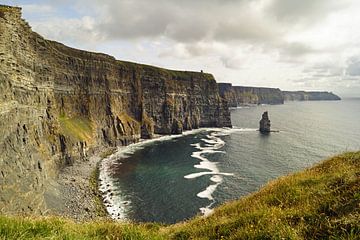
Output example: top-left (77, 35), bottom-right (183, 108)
top-left (218, 83), bottom-right (284, 106)
top-left (283, 91), bottom-right (341, 101)
top-left (218, 83), bottom-right (341, 107)
top-left (0, 6), bottom-right (231, 215)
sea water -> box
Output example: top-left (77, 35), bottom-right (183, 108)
top-left (99, 98), bottom-right (360, 224)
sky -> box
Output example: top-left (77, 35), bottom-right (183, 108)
top-left (4, 0), bottom-right (360, 97)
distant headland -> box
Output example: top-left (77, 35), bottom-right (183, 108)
top-left (218, 83), bottom-right (341, 107)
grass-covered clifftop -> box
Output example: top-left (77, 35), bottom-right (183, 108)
top-left (1, 152), bottom-right (359, 239)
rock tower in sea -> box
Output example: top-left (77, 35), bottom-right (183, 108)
top-left (259, 111), bottom-right (271, 133)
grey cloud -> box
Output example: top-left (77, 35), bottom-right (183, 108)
top-left (16, 0), bottom-right (350, 45)
top-left (280, 42), bottom-right (315, 57)
top-left (346, 57), bottom-right (360, 76)
top-left (220, 56), bottom-right (244, 70)
top-left (303, 62), bottom-right (343, 76)
top-left (296, 56), bottom-right (360, 88)
top-left (16, 0), bottom-right (354, 65)
top-left (266, 0), bottom-right (345, 24)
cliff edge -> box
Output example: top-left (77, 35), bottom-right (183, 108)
top-left (218, 83), bottom-right (284, 106)
top-left (218, 83), bottom-right (341, 107)
top-left (283, 91), bottom-right (341, 101)
top-left (0, 6), bottom-right (231, 215)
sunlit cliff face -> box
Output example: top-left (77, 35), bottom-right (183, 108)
top-left (5, 0), bottom-right (360, 97)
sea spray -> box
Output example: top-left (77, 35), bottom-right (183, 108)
top-left (98, 128), bottom-right (229, 220)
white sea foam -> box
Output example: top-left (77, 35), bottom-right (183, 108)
top-left (99, 127), bottom-right (257, 221)
top-left (98, 161), bottom-right (130, 220)
top-left (184, 171), bottom-right (232, 179)
top-left (197, 183), bottom-right (219, 200)
top-left (184, 128), bottom-right (246, 216)
top-left (98, 127), bottom-right (225, 220)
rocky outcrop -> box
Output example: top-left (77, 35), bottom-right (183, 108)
top-left (218, 83), bottom-right (284, 107)
top-left (259, 111), bottom-right (271, 134)
top-left (283, 91), bottom-right (341, 101)
top-left (0, 6), bottom-right (231, 215)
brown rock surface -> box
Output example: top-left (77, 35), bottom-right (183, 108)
top-left (0, 6), bottom-right (231, 215)
top-left (218, 83), bottom-right (284, 107)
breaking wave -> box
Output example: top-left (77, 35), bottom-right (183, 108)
top-left (184, 127), bottom-right (257, 216)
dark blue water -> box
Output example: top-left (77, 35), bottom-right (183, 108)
top-left (99, 99), bottom-right (360, 224)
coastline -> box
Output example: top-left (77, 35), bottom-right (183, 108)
top-left (97, 128), bottom-right (230, 221)
top-left (51, 130), bottom-right (204, 221)
top-left (53, 127), bottom-right (231, 222)
top-left (53, 148), bottom-right (116, 221)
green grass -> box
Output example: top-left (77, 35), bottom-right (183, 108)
top-left (117, 60), bottom-right (215, 81)
top-left (58, 116), bottom-right (94, 142)
top-left (89, 164), bottom-right (110, 218)
top-left (1, 152), bottom-right (359, 239)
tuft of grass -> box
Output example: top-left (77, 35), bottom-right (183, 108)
top-left (58, 116), bottom-right (94, 142)
top-left (1, 152), bottom-right (359, 239)
top-left (0, 216), bottom-right (164, 240)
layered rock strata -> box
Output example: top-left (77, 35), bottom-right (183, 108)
top-left (282, 91), bottom-right (341, 101)
top-left (218, 83), bottom-right (341, 108)
top-left (0, 5), bottom-right (231, 215)
top-left (218, 83), bottom-right (284, 106)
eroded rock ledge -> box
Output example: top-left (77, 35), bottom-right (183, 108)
top-left (0, 5), bottom-right (231, 215)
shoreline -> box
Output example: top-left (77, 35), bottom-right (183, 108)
top-left (53, 128), bottom-right (231, 222)
top-left (53, 147), bottom-right (116, 221)
top-left (97, 128), bottom-right (228, 221)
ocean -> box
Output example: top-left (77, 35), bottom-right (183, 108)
top-left (99, 98), bottom-right (360, 224)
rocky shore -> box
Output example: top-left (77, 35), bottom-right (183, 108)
top-left (53, 149), bottom-right (113, 221)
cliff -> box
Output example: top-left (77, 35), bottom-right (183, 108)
top-left (0, 6), bottom-right (231, 215)
top-left (218, 83), bottom-right (341, 107)
top-left (218, 83), bottom-right (284, 106)
top-left (283, 91), bottom-right (341, 101)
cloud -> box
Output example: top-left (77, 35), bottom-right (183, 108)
top-left (346, 57), bottom-right (360, 76)
top-left (31, 16), bottom-right (103, 48)
top-left (6, 0), bottom-right (360, 96)
top-left (265, 0), bottom-right (346, 25)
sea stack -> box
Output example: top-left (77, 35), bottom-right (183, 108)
top-left (259, 111), bottom-right (271, 133)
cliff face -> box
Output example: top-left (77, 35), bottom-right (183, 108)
top-left (218, 83), bottom-right (284, 107)
top-left (218, 83), bottom-right (341, 107)
top-left (0, 6), bottom-right (231, 214)
top-left (283, 91), bottom-right (341, 101)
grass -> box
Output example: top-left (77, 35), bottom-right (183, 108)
top-left (89, 166), bottom-right (109, 218)
top-left (117, 60), bottom-right (215, 81)
top-left (1, 152), bottom-right (359, 239)
top-left (58, 115), bottom-right (94, 142)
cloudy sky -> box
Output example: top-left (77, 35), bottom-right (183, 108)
top-left (4, 0), bottom-right (360, 97)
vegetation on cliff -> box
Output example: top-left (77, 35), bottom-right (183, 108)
top-left (1, 152), bottom-right (359, 239)
top-left (0, 5), bottom-right (231, 215)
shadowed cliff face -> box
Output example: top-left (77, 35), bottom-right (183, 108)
top-left (282, 91), bottom-right (341, 101)
top-left (218, 83), bottom-right (341, 107)
top-left (0, 6), bottom-right (231, 214)
top-left (218, 83), bottom-right (284, 107)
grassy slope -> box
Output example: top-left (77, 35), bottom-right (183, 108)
top-left (58, 116), bottom-right (94, 142)
top-left (0, 152), bottom-right (359, 239)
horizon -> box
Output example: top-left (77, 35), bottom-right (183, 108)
top-left (3, 0), bottom-right (360, 98)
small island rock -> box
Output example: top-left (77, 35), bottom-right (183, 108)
top-left (259, 111), bottom-right (271, 133)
